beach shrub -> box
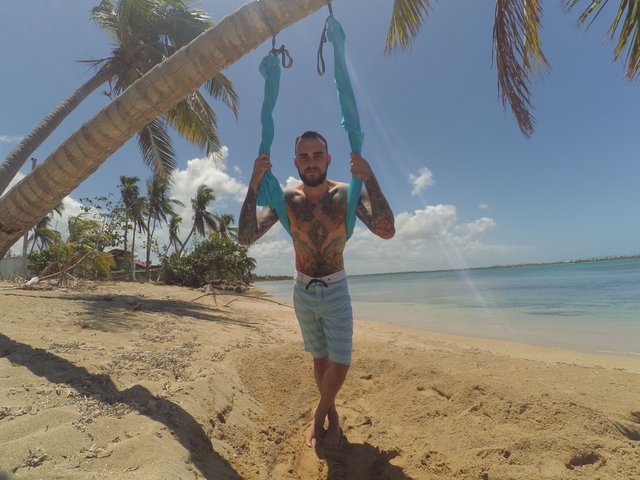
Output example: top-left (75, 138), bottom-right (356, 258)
top-left (27, 249), bottom-right (55, 274)
top-left (160, 233), bottom-right (256, 288)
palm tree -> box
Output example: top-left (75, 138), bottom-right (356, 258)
top-left (41, 214), bottom-right (115, 285)
top-left (144, 176), bottom-right (183, 279)
top-left (178, 184), bottom-right (218, 256)
top-left (0, 0), bottom-right (239, 197)
top-left (216, 213), bottom-right (237, 241)
top-left (29, 219), bottom-right (62, 254)
top-left (1, 0), bottom-right (637, 258)
top-left (28, 202), bottom-right (65, 253)
top-left (129, 195), bottom-right (147, 280)
top-left (118, 175), bottom-right (140, 265)
top-left (168, 214), bottom-right (184, 254)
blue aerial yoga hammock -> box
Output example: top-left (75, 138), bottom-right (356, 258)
top-left (256, 53), bottom-right (291, 235)
top-left (323, 15), bottom-right (364, 239)
top-left (256, 11), bottom-right (363, 239)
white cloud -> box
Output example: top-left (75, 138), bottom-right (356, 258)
top-left (409, 167), bottom-right (434, 196)
top-left (170, 148), bottom-right (246, 209)
top-left (52, 197), bottom-right (85, 241)
top-left (152, 150), bottom-right (249, 255)
top-left (454, 217), bottom-right (496, 240)
top-left (0, 135), bottom-right (23, 143)
top-left (284, 176), bottom-right (301, 190)
top-left (479, 203), bottom-right (490, 210)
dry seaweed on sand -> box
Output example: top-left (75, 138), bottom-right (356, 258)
top-left (10, 448), bottom-right (47, 473)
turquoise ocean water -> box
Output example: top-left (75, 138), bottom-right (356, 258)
top-left (256, 258), bottom-right (640, 355)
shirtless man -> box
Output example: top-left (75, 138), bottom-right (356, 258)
top-left (238, 131), bottom-right (395, 448)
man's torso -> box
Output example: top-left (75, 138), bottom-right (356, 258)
top-left (285, 181), bottom-right (348, 277)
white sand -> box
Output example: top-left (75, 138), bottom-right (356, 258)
top-left (1, 281), bottom-right (638, 479)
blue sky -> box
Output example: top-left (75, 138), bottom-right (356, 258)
top-left (2, 0), bottom-right (639, 275)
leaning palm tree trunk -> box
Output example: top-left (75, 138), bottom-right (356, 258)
top-left (0, 0), bottom-right (329, 258)
top-left (0, 69), bottom-right (112, 197)
top-left (177, 226), bottom-right (196, 258)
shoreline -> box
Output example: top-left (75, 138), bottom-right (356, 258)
top-left (254, 286), bottom-right (640, 366)
top-left (2, 281), bottom-right (639, 479)
top-left (353, 318), bottom-right (640, 374)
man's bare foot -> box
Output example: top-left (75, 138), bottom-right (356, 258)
top-left (306, 423), bottom-right (325, 448)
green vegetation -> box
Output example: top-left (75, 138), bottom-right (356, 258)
top-left (160, 233), bottom-right (255, 288)
top-left (23, 176), bottom-right (253, 287)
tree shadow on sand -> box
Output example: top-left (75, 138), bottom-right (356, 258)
top-left (2, 292), bottom-right (258, 332)
top-left (316, 435), bottom-right (414, 480)
top-left (0, 333), bottom-right (244, 480)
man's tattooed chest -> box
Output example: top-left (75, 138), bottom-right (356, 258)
top-left (288, 190), bottom-right (346, 225)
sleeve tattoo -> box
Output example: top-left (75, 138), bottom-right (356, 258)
top-left (238, 188), bottom-right (279, 245)
top-left (355, 176), bottom-right (395, 239)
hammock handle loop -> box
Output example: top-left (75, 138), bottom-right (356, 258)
top-left (270, 35), bottom-right (294, 69)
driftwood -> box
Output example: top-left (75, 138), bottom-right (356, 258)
top-left (190, 291), bottom-right (293, 308)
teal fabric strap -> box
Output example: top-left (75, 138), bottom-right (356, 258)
top-left (257, 54), bottom-right (291, 235)
top-left (325, 16), bottom-right (364, 240)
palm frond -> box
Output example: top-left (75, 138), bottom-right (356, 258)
top-left (91, 0), bottom-right (120, 41)
top-left (189, 184), bottom-right (217, 236)
top-left (385, 0), bottom-right (432, 54)
top-left (87, 0), bottom-right (236, 164)
top-left (164, 91), bottom-right (220, 157)
top-left (137, 117), bottom-right (176, 179)
top-left (566, 0), bottom-right (640, 80)
top-left (115, 0), bottom-right (160, 48)
top-left (67, 215), bottom-right (102, 245)
top-left (52, 202), bottom-right (65, 217)
top-left (523, 0), bottom-right (549, 72)
top-left (493, 0), bottom-right (549, 138)
top-left (155, 3), bottom-right (212, 48)
top-left (146, 176), bottom-right (183, 226)
top-left (204, 73), bottom-right (239, 118)
top-left (563, 0), bottom-right (608, 28)
top-left (131, 196), bottom-right (148, 232)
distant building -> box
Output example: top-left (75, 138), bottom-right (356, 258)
top-left (0, 256), bottom-right (26, 279)
top-left (107, 249), bottom-right (147, 270)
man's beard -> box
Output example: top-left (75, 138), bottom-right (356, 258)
top-left (299, 168), bottom-right (327, 187)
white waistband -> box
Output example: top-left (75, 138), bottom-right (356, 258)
top-left (294, 270), bottom-right (346, 284)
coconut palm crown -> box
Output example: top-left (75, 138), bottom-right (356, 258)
top-left (0, 0), bottom-right (238, 197)
top-left (178, 184), bottom-right (218, 256)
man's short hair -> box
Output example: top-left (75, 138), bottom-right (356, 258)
top-left (295, 131), bottom-right (328, 154)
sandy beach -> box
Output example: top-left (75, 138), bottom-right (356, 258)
top-left (0, 281), bottom-right (638, 479)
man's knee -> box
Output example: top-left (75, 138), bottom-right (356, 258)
top-left (330, 361), bottom-right (350, 381)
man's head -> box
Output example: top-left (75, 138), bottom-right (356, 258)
top-left (294, 131), bottom-right (331, 187)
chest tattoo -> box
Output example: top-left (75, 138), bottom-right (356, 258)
top-left (308, 220), bottom-right (329, 247)
top-left (290, 199), bottom-right (315, 222)
top-left (320, 190), bottom-right (346, 223)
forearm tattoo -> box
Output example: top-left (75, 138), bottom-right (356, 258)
top-left (357, 175), bottom-right (395, 238)
top-left (238, 188), bottom-right (277, 244)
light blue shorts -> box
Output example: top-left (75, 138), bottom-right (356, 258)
top-left (293, 273), bottom-right (353, 366)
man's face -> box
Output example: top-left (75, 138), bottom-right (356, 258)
top-left (294, 137), bottom-right (331, 187)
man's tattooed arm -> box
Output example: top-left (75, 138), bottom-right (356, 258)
top-left (238, 186), bottom-right (279, 245)
top-left (351, 154), bottom-right (395, 239)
